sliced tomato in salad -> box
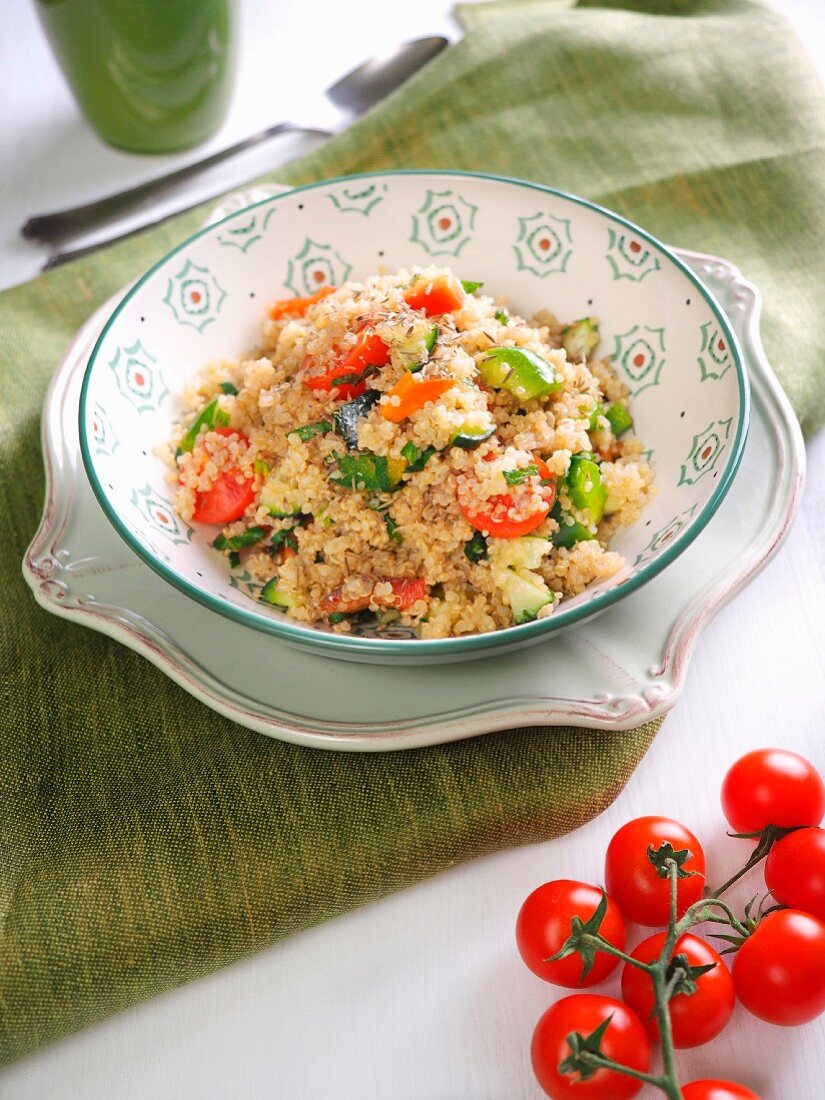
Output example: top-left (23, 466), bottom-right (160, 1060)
top-left (459, 456), bottom-right (556, 538)
top-left (190, 427), bottom-right (256, 524)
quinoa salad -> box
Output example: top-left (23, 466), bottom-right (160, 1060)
top-left (165, 269), bottom-right (654, 639)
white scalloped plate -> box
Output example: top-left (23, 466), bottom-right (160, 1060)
top-left (22, 191), bottom-right (804, 750)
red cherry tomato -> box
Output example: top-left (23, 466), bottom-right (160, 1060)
top-left (516, 880), bottom-right (626, 988)
top-left (459, 457), bottom-right (556, 538)
top-left (404, 273), bottom-right (465, 316)
top-left (190, 428), bottom-right (255, 524)
top-left (681, 1081), bottom-right (761, 1100)
top-left (732, 908), bottom-right (825, 1025)
top-left (531, 994), bottom-right (651, 1099)
top-left (604, 817), bottom-right (705, 926)
top-left (620, 932), bottom-right (734, 1048)
top-left (192, 471), bottom-right (255, 523)
top-left (765, 827), bottom-right (825, 920)
top-left (721, 749), bottom-right (825, 833)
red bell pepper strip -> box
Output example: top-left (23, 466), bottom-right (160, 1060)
top-left (304, 331), bottom-right (390, 400)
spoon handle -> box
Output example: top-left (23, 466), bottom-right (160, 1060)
top-left (22, 121), bottom-right (330, 247)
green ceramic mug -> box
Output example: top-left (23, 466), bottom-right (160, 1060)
top-left (34, 0), bottom-right (237, 153)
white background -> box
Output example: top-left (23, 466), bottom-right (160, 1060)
top-left (1, 1), bottom-right (824, 1097)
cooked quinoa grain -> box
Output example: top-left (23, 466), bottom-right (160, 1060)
top-left (166, 268), bottom-right (654, 638)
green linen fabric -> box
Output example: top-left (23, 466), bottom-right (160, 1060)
top-left (1, 0), bottom-right (823, 1066)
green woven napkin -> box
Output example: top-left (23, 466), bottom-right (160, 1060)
top-left (1, 0), bottom-right (823, 1066)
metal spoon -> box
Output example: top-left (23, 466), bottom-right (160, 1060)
top-left (23, 36), bottom-right (448, 248)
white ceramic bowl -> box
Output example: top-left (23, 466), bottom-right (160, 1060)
top-left (80, 171), bottom-right (749, 663)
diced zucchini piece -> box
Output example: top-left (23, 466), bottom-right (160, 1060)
top-left (387, 317), bottom-right (439, 371)
top-left (489, 536), bottom-right (552, 572)
top-left (333, 390), bottom-right (380, 450)
top-left (451, 419), bottom-right (495, 450)
top-left (605, 401), bottom-right (633, 437)
top-left (566, 454), bottom-right (607, 524)
top-left (498, 569), bottom-right (553, 624)
top-left (259, 578), bottom-right (300, 608)
top-left (562, 318), bottom-right (600, 361)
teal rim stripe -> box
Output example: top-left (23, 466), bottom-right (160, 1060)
top-left (79, 169), bottom-right (750, 657)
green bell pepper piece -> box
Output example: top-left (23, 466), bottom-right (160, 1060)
top-left (566, 454), bottom-right (607, 524)
top-left (550, 501), bottom-right (595, 549)
top-left (605, 401), bottom-right (633, 437)
top-left (478, 347), bottom-right (563, 402)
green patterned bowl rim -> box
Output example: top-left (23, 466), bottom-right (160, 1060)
top-left (79, 170), bottom-right (751, 658)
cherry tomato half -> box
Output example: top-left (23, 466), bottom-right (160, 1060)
top-left (604, 817), bottom-right (705, 926)
top-left (681, 1081), bottom-right (761, 1100)
top-left (732, 908), bottom-right (825, 1026)
top-left (192, 471), bottom-right (255, 524)
top-left (531, 994), bottom-right (651, 1100)
top-left (721, 749), bottom-right (825, 833)
top-left (765, 827), bottom-right (825, 920)
top-left (190, 428), bottom-right (255, 524)
top-left (620, 932), bottom-right (734, 1048)
top-left (516, 880), bottom-right (626, 988)
top-left (459, 457), bottom-right (556, 538)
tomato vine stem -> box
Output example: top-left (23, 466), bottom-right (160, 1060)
top-left (708, 824), bottom-right (792, 898)
top-left (559, 840), bottom-right (770, 1097)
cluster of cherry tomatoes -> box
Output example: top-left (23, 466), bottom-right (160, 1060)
top-left (516, 749), bottom-right (825, 1099)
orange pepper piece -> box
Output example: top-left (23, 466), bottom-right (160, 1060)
top-left (404, 274), bottom-right (464, 316)
top-left (379, 372), bottom-right (456, 423)
top-left (268, 285), bottom-right (336, 320)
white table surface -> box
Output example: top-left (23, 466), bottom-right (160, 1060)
top-left (2, 1), bottom-right (824, 1097)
